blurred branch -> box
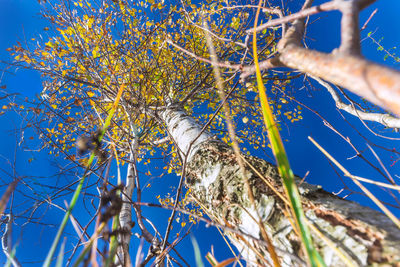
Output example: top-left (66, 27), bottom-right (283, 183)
top-left (1, 214), bottom-right (21, 267)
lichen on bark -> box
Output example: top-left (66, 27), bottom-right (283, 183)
top-left (161, 107), bottom-right (400, 266)
top-left (185, 140), bottom-right (400, 266)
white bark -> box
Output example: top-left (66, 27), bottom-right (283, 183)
top-left (162, 107), bottom-right (400, 266)
top-left (1, 215), bottom-right (21, 267)
top-left (116, 139), bottom-right (138, 266)
top-left (161, 108), bottom-right (212, 162)
top-left (312, 76), bottom-right (400, 128)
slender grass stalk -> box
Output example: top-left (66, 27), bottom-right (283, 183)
top-left (191, 235), bottom-right (205, 267)
top-left (214, 258), bottom-right (236, 267)
top-left (252, 3), bottom-right (325, 266)
top-left (204, 21), bottom-right (281, 267)
top-left (205, 253), bottom-right (236, 267)
top-left (214, 227), bottom-right (243, 267)
top-left (105, 211), bottom-right (120, 266)
top-left (106, 144), bottom-right (122, 266)
top-left (0, 180), bottom-right (18, 215)
top-left (55, 239), bottom-right (66, 267)
top-left (72, 222), bottom-right (106, 267)
top-left (241, 155), bottom-right (356, 266)
top-left (4, 244), bottom-right (18, 267)
top-left (105, 234), bottom-right (119, 267)
top-left (309, 136), bottom-right (400, 229)
top-left (43, 84), bottom-right (125, 267)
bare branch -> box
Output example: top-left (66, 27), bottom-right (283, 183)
top-left (247, 1), bottom-right (336, 34)
top-left (337, 0), bottom-right (361, 55)
top-left (278, 45), bottom-right (400, 116)
top-left (312, 76), bottom-right (400, 128)
top-left (166, 39), bottom-right (241, 70)
top-left (240, 57), bottom-right (282, 80)
top-left (360, 8), bottom-right (377, 31)
top-left (1, 215), bottom-right (21, 267)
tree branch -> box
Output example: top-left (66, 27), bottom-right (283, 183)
top-left (1, 215), bottom-right (21, 267)
top-left (116, 138), bottom-right (138, 266)
top-left (312, 76), bottom-right (400, 128)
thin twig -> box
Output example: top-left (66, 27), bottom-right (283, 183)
top-left (308, 136), bottom-right (400, 230)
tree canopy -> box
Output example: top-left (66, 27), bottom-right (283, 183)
top-left (2, 0), bottom-right (400, 266)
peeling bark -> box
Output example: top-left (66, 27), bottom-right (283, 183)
top-left (161, 108), bottom-right (213, 161)
top-left (163, 107), bottom-right (400, 266)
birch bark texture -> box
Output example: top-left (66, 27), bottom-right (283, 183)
top-left (116, 139), bottom-right (137, 267)
top-left (162, 107), bottom-right (400, 266)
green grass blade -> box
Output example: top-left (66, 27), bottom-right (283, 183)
top-left (72, 222), bottom-right (106, 267)
top-left (43, 84), bottom-right (125, 267)
top-left (252, 3), bottom-right (325, 267)
top-left (5, 244), bottom-right (18, 267)
top-left (55, 239), bottom-right (66, 267)
top-left (191, 235), bottom-right (205, 267)
top-left (105, 213), bottom-right (120, 266)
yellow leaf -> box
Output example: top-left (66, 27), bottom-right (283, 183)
top-left (51, 104), bottom-right (57, 109)
top-left (2, 105), bottom-right (7, 110)
top-left (87, 91), bottom-right (95, 97)
top-left (92, 48), bottom-right (100, 58)
top-left (45, 41), bottom-right (54, 48)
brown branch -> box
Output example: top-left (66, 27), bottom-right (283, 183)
top-left (240, 57), bottom-right (282, 80)
top-left (278, 45), bottom-right (400, 116)
top-left (166, 39), bottom-right (241, 70)
top-left (244, 0), bottom-right (400, 116)
top-left (360, 8), bottom-right (377, 31)
top-left (337, 0), bottom-right (361, 55)
top-left (247, 1), bottom-right (337, 34)
top-left (135, 201), bottom-right (306, 265)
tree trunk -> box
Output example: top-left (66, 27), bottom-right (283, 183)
top-left (116, 139), bottom-right (137, 266)
top-left (161, 107), bottom-right (400, 266)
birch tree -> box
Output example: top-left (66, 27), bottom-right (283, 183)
top-left (5, 0), bottom-right (400, 266)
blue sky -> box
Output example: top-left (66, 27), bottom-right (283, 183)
top-left (1, 0), bottom-right (400, 266)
